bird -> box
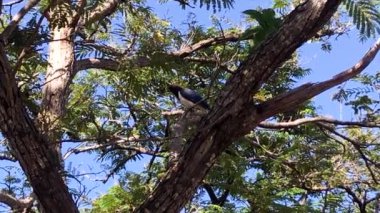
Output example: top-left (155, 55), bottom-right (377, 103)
top-left (168, 85), bottom-right (210, 110)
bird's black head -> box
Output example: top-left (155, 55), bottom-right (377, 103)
top-left (168, 84), bottom-right (183, 99)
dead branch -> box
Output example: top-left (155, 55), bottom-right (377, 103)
top-left (259, 116), bottom-right (380, 129)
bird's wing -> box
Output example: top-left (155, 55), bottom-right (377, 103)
top-left (181, 88), bottom-right (210, 110)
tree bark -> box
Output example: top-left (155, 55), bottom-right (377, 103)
top-left (0, 0), bottom-right (79, 210)
top-left (38, 26), bottom-right (75, 165)
top-left (136, 0), bottom-right (342, 212)
top-left (0, 44), bottom-right (78, 212)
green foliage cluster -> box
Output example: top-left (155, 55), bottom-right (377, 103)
top-left (342, 0), bottom-right (380, 39)
top-left (241, 8), bottom-right (282, 45)
top-left (333, 73), bottom-right (380, 119)
top-left (92, 173), bottom-right (151, 212)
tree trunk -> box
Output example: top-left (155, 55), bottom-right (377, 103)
top-left (0, 44), bottom-right (78, 212)
top-left (38, 26), bottom-right (75, 165)
top-left (136, 0), bottom-right (342, 212)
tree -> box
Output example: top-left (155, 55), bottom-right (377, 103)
top-left (1, 0), bottom-right (380, 212)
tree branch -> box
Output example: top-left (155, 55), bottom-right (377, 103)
top-left (0, 152), bottom-right (17, 162)
top-left (365, 193), bottom-right (380, 205)
top-left (63, 136), bottom-right (166, 159)
top-left (78, 0), bottom-right (122, 27)
top-left (2, 0), bottom-right (23, 6)
top-left (319, 123), bottom-right (380, 184)
top-left (339, 186), bottom-right (365, 211)
top-left (202, 184), bottom-right (219, 204)
top-left (0, 192), bottom-right (34, 212)
top-left (258, 38), bottom-right (380, 119)
top-left (1, 0), bottom-right (40, 41)
top-left (74, 58), bottom-right (121, 72)
top-left (171, 33), bottom-right (240, 57)
top-left (73, 33), bottom-right (242, 73)
top-left (259, 116), bottom-right (380, 129)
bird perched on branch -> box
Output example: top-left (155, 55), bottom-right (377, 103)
top-left (168, 85), bottom-right (210, 110)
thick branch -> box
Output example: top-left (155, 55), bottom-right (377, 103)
top-left (202, 183), bottom-right (230, 206)
top-left (202, 184), bottom-right (219, 204)
top-left (258, 38), bottom-right (380, 119)
top-left (0, 192), bottom-right (34, 212)
top-left (74, 58), bottom-right (121, 71)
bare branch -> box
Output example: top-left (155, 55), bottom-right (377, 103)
top-left (162, 110), bottom-right (185, 116)
top-left (63, 136), bottom-right (166, 159)
top-left (0, 192), bottom-right (34, 212)
top-left (77, 42), bottom-right (126, 56)
top-left (78, 0), bottom-right (121, 27)
top-left (0, 152), bottom-right (17, 162)
top-left (71, 0), bottom-right (86, 26)
top-left (320, 123), bottom-right (380, 184)
top-left (258, 38), bottom-right (380, 119)
top-left (314, 25), bottom-right (349, 39)
top-left (365, 193), bottom-right (380, 205)
top-left (259, 116), bottom-right (380, 129)
top-left (202, 184), bottom-right (219, 204)
top-left (339, 186), bottom-right (365, 210)
top-left (74, 58), bottom-right (121, 72)
top-left (2, 0), bottom-right (23, 6)
top-left (171, 33), bottom-right (240, 57)
top-left (1, 0), bottom-right (40, 41)
top-left (184, 57), bottom-right (235, 73)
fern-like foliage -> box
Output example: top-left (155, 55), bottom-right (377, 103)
top-left (193, 0), bottom-right (234, 11)
top-left (342, 0), bottom-right (380, 39)
top-left (173, 0), bottom-right (234, 12)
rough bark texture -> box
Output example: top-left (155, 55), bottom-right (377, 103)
top-left (41, 27), bottom-right (74, 121)
top-left (136, 0), bottom-right (342, 212)
top-left (0, 44), bottom-right (78, 212)
top-left (38, 26), bottom-right (75, 164)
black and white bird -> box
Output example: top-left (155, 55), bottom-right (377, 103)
top-left (168, 85), bottom-right (210, 110)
